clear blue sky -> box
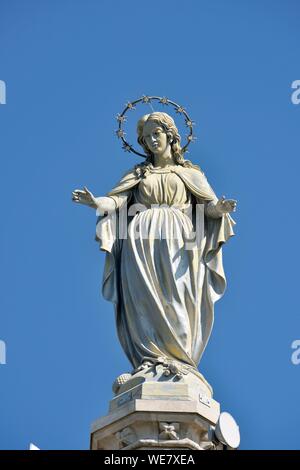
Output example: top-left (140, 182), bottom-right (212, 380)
top-left (0, 0), bottom-right (299, 450)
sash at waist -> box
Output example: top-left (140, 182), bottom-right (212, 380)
top-left (133, 202), bottom-right (192, 212)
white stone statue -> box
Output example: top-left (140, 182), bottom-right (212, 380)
top-left (72, 104), bottom-right (236, 396)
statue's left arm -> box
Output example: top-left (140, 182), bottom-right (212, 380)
top-left (205, 197), bottom-right (237, 218)
top-left (173, 165), bottom-right (237, 218)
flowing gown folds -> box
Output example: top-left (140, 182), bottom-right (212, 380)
top-left (96, 165), bottom-right (235, 371)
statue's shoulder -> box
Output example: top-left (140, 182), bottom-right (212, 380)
top-left (174, 164), bottom-right (215, 200)
top-left (119, 166), bottom-right (140, 180)
top-left (112, 164), bottom-right (144, 184)
top-left (107, 165), bottom-right (141, 196)
top-left (174, 163), bottom-right (206, 179)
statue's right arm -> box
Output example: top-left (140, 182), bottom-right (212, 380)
top-left (72, 186), bottom-right (133, 212)
top-left (72, 186), bottom-right (116, 212)
top-left (94, 196), bottom-right (116, 213)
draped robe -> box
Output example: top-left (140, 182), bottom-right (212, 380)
top-left (95, 164), bottom-right (235, 371)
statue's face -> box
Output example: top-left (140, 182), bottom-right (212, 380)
top-left (142, 120), bottom-right (170, 156)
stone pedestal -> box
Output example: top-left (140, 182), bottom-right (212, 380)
top-left (91, 378), bottom-right (224, 450)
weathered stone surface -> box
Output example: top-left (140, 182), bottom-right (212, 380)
top-left (91, 380), bottom-right (222, 450)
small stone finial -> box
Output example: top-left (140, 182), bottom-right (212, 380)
top-left (112, 373), bottom-right (132, 394)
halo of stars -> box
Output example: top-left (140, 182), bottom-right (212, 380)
top-left (115, 95), bottom-right (196, 158)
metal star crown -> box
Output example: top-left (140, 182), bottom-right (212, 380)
top-left (115, 95), bottom-right (196, 158)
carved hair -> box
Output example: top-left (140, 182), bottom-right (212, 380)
top-left (135, 112), bottom-right (200, 177)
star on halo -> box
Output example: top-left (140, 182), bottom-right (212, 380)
top-left (141, 95), bottom-right (151, 103)
top-left (187, 134), bottom-right (197, 143)
top-left (159, 97), bottom-right (168, 105)
top-left (122, 142), bottom-right (132, 152)
top-left (115, 129), bottom-right (126, 139)
top-left (116, 113), bottom-right (127, 123)
top-left (125, 101), bottom-right (136, 110)
top-left (185, 119), bottom-right (195, 128)
top-left (175, 105), bottom-right (185, 114)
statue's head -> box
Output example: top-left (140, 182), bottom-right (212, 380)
top-left (137, 112), bottom-right (182, 162)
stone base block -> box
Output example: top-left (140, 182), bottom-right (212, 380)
top-left (91, 381), bottom-right (223, 450)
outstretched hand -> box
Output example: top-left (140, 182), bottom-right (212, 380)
top-left (215, 196), bottom-right (237, 214)
top-left (72, 186), bottom-right (97, 208)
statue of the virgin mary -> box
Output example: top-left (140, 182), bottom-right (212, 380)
top-left (72, 108), bottom-right (236, 396)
